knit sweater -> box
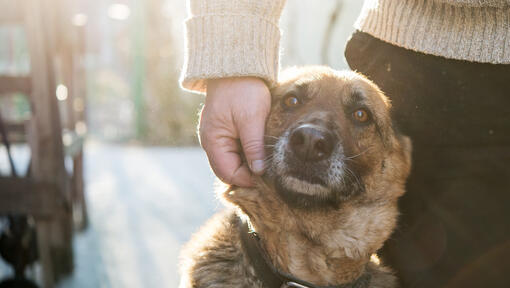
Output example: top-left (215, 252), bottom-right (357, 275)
top-left (181, 0), bottom-right (510, 93)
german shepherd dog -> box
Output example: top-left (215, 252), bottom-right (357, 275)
top-left (180, 66), bottom-right (412, 288)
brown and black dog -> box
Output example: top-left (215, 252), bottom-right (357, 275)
top-left (180, 66), bottom-right (412, 288)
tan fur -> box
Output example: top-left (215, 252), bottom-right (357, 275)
top-left (180, 66), bottom-right (412, 288)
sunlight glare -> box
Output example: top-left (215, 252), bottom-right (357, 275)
top-left (108, 3), bottom-right (131, 21)
top-left (72, 13), bottom-right (88, 26)
top-left (76, 121), bottom-right (88, 136)
top-left (56, 84), bottom-right (68, 101)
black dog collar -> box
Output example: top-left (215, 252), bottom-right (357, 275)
top-left (239, 217), bottom-right (371, 288)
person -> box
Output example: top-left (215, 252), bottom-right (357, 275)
top-left (180, 0), bottom-right (510, 287)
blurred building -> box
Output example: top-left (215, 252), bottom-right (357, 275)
top-left (0, 0), bottom-right (363, 145)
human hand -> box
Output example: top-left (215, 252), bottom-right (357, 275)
top-left (200, 77), bottom-right (271, 187)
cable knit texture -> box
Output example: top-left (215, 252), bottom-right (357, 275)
top-left (181, 0), bottom-right (286, 92)
top-left (181, 0), bottom-right (510, 93)
top-left (356, 0), bottom-right (510, 64)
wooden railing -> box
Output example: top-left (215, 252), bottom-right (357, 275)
top-left (0, 1), bottom-right (87, 287)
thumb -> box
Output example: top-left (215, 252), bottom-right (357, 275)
top-left (238, 116), bottom-right (266, 175)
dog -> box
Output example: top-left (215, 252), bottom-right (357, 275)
top-left (180, 66), bottom-right (412, 288)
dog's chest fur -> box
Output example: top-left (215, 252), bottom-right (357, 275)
top-left (179, 211), bottom-right (397, 288)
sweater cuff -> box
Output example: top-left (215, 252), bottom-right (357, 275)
top-left (180, 14), bottom-right (281, 93)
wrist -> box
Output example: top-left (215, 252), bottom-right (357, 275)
top-left (207, 76), bottom-right (268, 87)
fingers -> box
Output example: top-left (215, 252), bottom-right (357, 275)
top-left (201, 77), bottom-right (271, 187)
top-left (202, 135), bottom-right (253, 187)
top-left (238, 115), bottom-right (266, 175)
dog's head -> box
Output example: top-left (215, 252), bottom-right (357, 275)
top-left (220, 67), bottom-right (412, 282)
top-left (262, 66), bottom-right (411, 209)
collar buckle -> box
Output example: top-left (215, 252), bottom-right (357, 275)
top-left (282, 282), bottom-right (312, 288)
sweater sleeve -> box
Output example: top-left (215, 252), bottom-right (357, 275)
top-left (436, 0), bottom-right (510, 7)
top-left (180, 0), bottom-right (287, 93)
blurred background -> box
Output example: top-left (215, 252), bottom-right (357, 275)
top-left (0, 0), bottom-right (362, 287)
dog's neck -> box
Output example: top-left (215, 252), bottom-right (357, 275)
top-left (223, 181), bottom-right (398, 286)
top-left (248, 217), bottom-right (369, 286)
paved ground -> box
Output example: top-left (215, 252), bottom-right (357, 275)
top-left (0, 143), bottom-right (219, 287)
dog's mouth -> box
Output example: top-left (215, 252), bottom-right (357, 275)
top-left (265, 124), bottom-right (362, 208)
top-left (279, 175), bottom-right (330, 196)
top-left (282, 159), bottom-right (331, 194)
top-left (286, 171), bottom-right (326, 186)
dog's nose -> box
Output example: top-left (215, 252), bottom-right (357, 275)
top-left (289, 125), bottom-right (335, 162)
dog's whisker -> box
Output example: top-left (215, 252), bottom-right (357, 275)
top-left (345, 167), bottom-right (363, 190)
top-left (263, 155), bottom-right (275, 162)
top-left (264, 135), bottom-right (279, 140)
top-left (345, 146), bottom-right (373, 160)
top-left (344, 146), bottom-right (374, 160)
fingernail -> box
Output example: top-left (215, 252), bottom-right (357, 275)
top-left (250, 160), bottom-right (265, 174)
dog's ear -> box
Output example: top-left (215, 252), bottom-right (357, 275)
top-left (394, 134), bottom-right (413, 181)
top-left (218, 181), bottom-right (265, 219)
top-left (220, 179), bottom-right (288, 230)
top-left (221, 185), bottom-right (260, 207)
top-left (399, 135), bottom-right (412, 168)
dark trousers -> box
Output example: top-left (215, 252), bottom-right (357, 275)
top-left (345, 31), bottom-right (510, 288)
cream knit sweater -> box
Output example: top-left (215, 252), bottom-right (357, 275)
top-left (181, 0), bottom-right (510, 93)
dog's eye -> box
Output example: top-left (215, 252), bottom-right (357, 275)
top-left (353, 109), bottom-right (370, 123)
top-left (282, 94), bottom-right (300, 109)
